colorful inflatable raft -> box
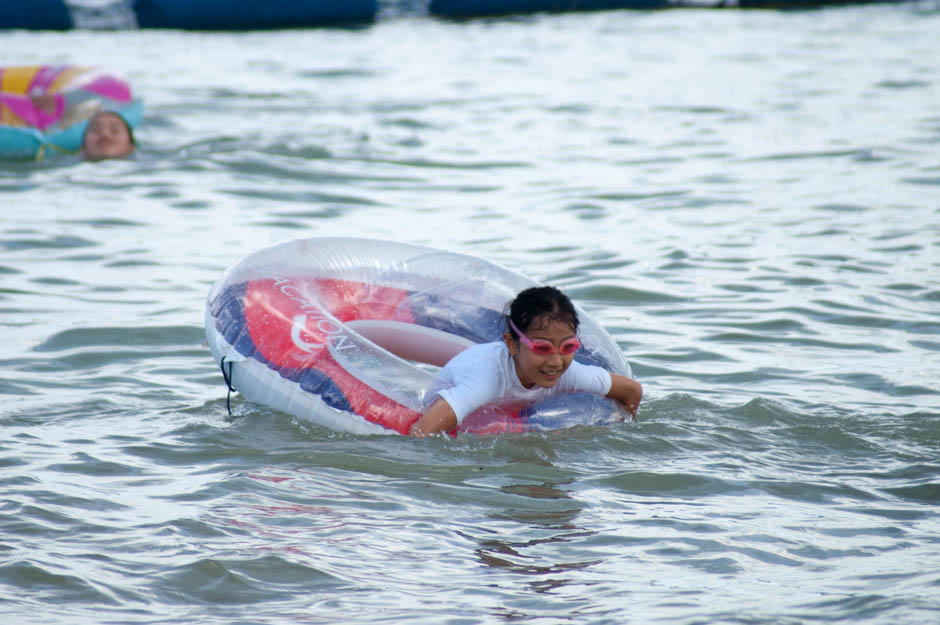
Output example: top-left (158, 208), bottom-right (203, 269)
top-left (0, 65), bottom-right (142, 160)
top-left (205, 237), bottom-right (634, 436)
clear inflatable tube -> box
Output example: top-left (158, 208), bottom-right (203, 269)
top-left (205, 237), bottom-right (632, 435)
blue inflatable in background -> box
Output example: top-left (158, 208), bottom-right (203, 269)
top-left (0, 0), bottom-right (73, 29)
top-left (429, 0), bottom-right (669, 17)
top-left (133, 0), bottom-right (377, 29)
top-left (0, 0), bottom-right (904, 29)
top-left (0, 0), bottom-right (377, 31)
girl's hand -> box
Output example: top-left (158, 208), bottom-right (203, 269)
top-left (608, 374), bottom-right (643, 420)
top-left (409, 398), bottom-right (458, 437)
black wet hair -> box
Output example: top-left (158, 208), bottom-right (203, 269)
top-left (506, 286), bottom-right (579, 338)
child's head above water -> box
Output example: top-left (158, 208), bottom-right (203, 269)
top-left (81, 111), bottom-right (135, 161)
top-left (506, 285), bottom-right (579, 337)
top-left (504, 286), bottom-right (582, 389)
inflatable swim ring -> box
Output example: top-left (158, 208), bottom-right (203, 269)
top-left (205, 237), bottom-right (633, 436)
top-left (0, 65), bottom-right (143, 160)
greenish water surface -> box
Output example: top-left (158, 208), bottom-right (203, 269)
top-left (1, 5), bottom-right (938, 624)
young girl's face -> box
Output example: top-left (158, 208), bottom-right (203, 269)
top-left (82, 112), bottom-right (133, 160)
top-left (505, 316), bottom-right (578, 389)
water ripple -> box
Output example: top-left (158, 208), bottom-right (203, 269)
top-left (1, 7), bottom-right (939, 625)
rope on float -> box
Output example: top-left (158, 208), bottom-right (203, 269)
top-left (220, 356), bottom-right (236, 416)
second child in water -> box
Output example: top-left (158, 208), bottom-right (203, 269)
top-left (410, 286), bottom-right (643, 437)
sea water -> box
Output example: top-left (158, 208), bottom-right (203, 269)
top-left (1, 5), bottom-right (938, 624)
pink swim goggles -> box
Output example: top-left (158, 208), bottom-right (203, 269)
top-left (508, 318), bottom-right (580, 356)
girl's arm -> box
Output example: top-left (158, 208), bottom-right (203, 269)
top-left (409, 398), bottom-right (458, 437)
top-left (410, 372), bottom-right (642, 435)
top-left (607, 373), bottom-right (643, 420)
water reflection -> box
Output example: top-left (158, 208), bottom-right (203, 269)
top-left (501, 481), bottom-right (573, 501)
top-left (473, 476), bottom-right (601, 616)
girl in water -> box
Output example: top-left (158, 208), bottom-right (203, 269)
top-left (19, 95), bottom-right (135, 160)
top-left (410, 286), bottom-right (643, 437)
top-left (80, 110), bottom-right (135, 160)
